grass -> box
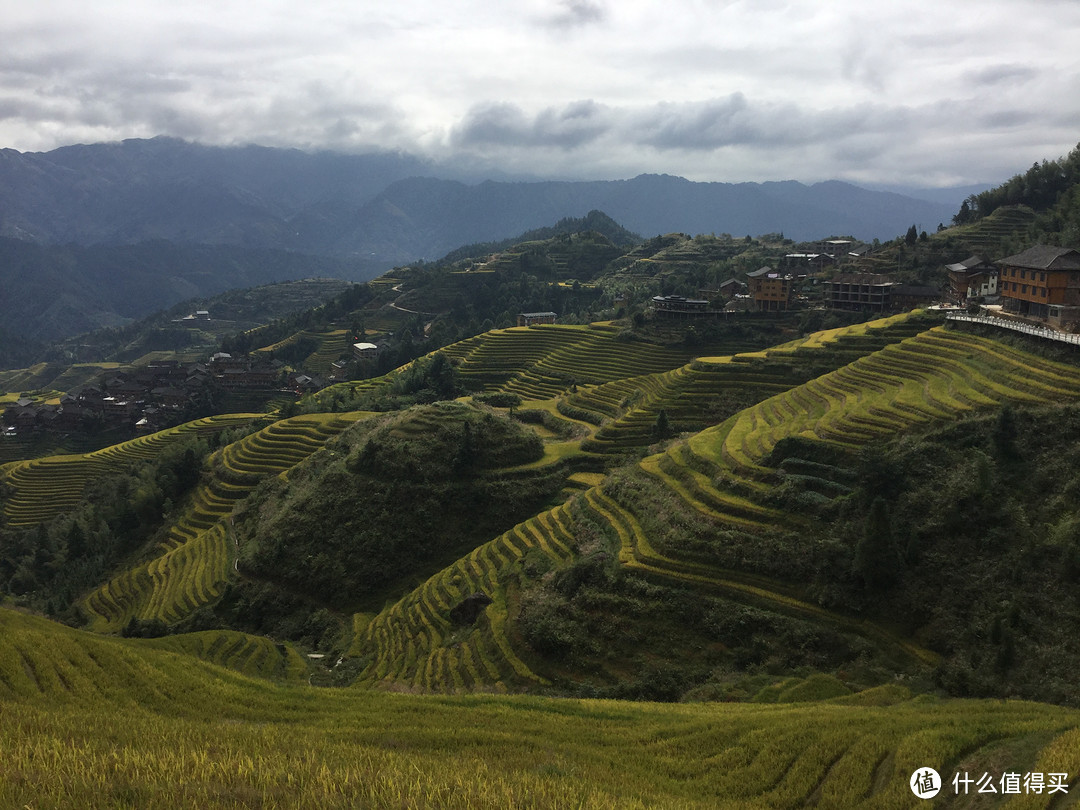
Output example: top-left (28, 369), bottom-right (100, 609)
top-left (2, 607), bottom-right (1080, 808)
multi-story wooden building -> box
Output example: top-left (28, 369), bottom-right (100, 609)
top-left (997, 245), bottom-right (1080, 326)
top-left (746, 266), bottom-right (795, 311)
top-left (945, 255), bottom-right (998, 303)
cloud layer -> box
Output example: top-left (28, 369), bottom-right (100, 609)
top-left (1, 0), bottom-right (1078, 186)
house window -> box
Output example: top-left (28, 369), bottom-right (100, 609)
top-left (1040, 272), bottom-right (1046, 281)
top-left (1012, 282), bottom-right (1018, 291)
top-left (1042, 288), bottom-right (1047, 297)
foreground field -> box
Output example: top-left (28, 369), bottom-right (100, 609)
top-left (2, 608), bottom-right (1079, 809)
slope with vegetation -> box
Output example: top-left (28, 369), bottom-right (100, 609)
top-left (78, 412), bottom-right (373, 633)
top-left (233, 401), bottom-right (571, 613)
top-left (3, 606), bottom-right (1080, 808)
top-left (348, 319), bottom-right (1080, 706)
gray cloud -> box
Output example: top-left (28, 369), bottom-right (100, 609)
top-left (0, 0), bottom-right (1078, 188)
top-left (452, 100), bottom-right (612, 149)
top-left (543, 0), bottom-right (607, 29)
top-left (965, 63), bottom-right (1040, 86)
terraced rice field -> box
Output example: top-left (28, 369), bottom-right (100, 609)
top-left (355, 323), bottom-right (1080, 693)
top-left (950, 206), bottom-right (1036, 254)
top-left (572, 312), bottom-right (933, 452)
top-left (444, 324), bottom-right (738, 400)
top-left (142, 629), bottom-right (309, 683)
top-left (0, 414), bottom-right (261, 527)
top-left (0, 363), bottom-right (61, 394)
top-left (253, 328), bottom-right (352, 374)
top-left (81, 411), bottom-right (374, 631)
top-left (5, 608), bottom-right (1080, 809)
top-left (693, 326), bottom-right (1080, 479)
top-left (353, 501), bottom-right (581, 691)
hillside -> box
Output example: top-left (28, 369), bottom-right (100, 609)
top-left (0, 238), bottom-right (373, 360)
top-left (9, 310), bottom-right (1080, 704)
top-left (6, 141), bottom-right (1080, 806)
top-left (5, 572), bottom-right (1080, 807)
top-left (233, 401), bottom-right (567, 611)
top-left (6, 308), bottom-right (1080, 804)
top-left (334, 173), bottom-right (954, 262)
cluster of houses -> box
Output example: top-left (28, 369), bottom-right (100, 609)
top-left (648, 241), bottom-right (1080, 329)
top-left (2, 353), bottom-right (328, 437)
top-left (949, 245), bottom-right (1080, 329)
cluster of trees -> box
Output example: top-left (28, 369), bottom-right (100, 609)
top-left (0, 430), bottom-right (249, 619)
top-left (234, 402), bottom-right (556, 611)
top-left (221, 283), bottom-right (374, 356)
top-left (954, 142), bottom-right (1080, 224)
top-left (762, 402), bottom-right (1080, 704)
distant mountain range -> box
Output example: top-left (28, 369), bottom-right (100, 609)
top-left (0, 237), bottom-right (367, 357)
top-left (0, 137), bottom-right (956, 265)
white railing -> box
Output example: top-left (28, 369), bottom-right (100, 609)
top-left (946, 313), bottom-right (1080, 346)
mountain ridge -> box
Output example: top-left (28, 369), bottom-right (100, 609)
top-left (0, 138), bottom-right (955, 262)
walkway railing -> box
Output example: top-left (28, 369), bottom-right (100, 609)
top-left (946, 312), bottom-right (1080, 346)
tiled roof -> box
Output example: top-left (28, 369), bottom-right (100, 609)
top-left (997, 245), bottom-right (1080, 271)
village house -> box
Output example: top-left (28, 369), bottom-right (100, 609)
top-left (329, 360), bottom-right (349, 381)
top-left (746, 267), bottom-right (795, 311)
top-left (352, 342), bottom-right (381, 361)
top-left (516, 312), bottom-right (557, 326)
top-left (718, 278), bottom-right (748, 300)
top-left (945, 255), bottom-right (998, 303)
top-left (997, 245), bottom-right (1080, 327)
top-left (650, 296), bottom-right (712, 317)
top-left (781, 253), bottom-right (836, 273)
top-left (823, 273), bottom-right (939, 312)
top-left (822, 274), bottom-right (896, 311)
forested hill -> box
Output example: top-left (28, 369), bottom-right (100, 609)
top-left (0, 237), bottom-right (372, 348)
top-left (952, 140), bottom-right (1080, 244)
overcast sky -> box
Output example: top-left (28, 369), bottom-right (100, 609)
top-left (2, 0), bottom-right (1078, 187)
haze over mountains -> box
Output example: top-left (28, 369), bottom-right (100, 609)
top-left (0, 137), bottom-right (957, 265)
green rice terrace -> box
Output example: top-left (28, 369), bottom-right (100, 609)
top-left (6, 311), bottom-right (1080, 806)
top-left (3, 608), bottom-right (1080, 808)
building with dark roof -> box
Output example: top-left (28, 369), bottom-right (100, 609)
top-left (650, 296), bottom-right (710, 317)
top-left (821, 274), bottom-right (939, 312)
top-left (997, 245), bottom-right (1080, 326)
top-left (945, 255), bottom-right (997, 303)
top-left (517, 311), bottom-right (557, 326)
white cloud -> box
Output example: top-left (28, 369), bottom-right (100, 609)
top-left (0, 0), bottom-right (1077, 185)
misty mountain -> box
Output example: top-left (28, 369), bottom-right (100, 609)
top-left (0, 137), bottom-right (431, 247)
top-left (321, 174), bottom-right (956, 262)
top-left (0, 237), bottom-right (372, 346)
top-left (0, 138), bottom-right (954, 265)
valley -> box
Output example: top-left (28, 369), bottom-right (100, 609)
top-left (3, 147), bottom-right (1080, 806)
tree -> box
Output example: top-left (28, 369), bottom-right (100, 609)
top-left (905, 224), bottom-right (918, 246)
top-left (854, 497), bottom-right (898, 588)
top-left (454, 422), bottom-right (476, 472)
top-left (993, 405), bottom-right (1019, 463)
top-left (652, 409), bottom-right (672, 440)
top-left (953, 198), bottom-right (974, 226)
